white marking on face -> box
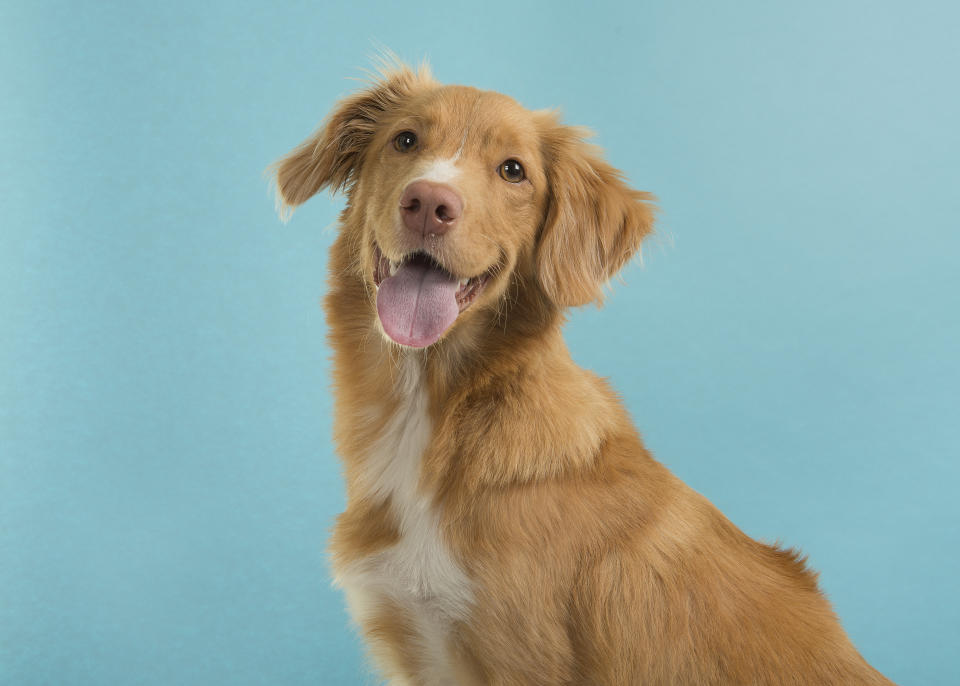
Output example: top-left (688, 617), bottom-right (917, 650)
top-left (416, 157), bottom-right (461, 184)
top-left (452, 130), bottom-right (469, 161)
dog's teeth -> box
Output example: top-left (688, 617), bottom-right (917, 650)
top-left (389, 261), bottom-right (399, 276)
top-left (459, 278), bottom-right (469, 287)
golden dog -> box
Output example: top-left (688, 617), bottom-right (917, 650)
top-left (272, 61), bottom-right (893, 685)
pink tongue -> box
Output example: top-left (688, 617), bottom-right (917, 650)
top-left (376, 260), bottom-right (460, 347)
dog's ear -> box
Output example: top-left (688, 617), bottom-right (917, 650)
top-left (536, 121), bottom-right (655, 307)
top-left (271, 61), bottom-right (435, 220)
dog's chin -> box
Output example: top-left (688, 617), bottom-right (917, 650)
top-left (371, 242), bottom-right (492, 348)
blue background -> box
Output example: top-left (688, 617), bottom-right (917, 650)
top-left (2, 1), bottom-right (958, 684)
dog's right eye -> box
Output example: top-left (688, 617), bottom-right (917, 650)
top-left (394, 131), bottom-right (418, 152)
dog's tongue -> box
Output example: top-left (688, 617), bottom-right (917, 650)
top-left (377, 259), bottom-right (460, 347)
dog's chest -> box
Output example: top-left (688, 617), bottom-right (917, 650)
top-left (334, 360), bottom-right (472, 673)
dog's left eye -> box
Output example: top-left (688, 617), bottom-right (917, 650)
top-left (394, 131), bottom-right (418, 152)
top-left (499, 159), bottom-right (525, 183)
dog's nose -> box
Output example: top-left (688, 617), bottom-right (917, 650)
top-left (399, 181), bottom-right (463, 237)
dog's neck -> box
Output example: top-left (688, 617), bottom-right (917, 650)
top-left (324, 233), bottom-right (628, 497)
top-left (414, 277), bottom-right (567, 402)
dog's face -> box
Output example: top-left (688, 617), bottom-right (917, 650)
top-left (353, 85), bottom-right (550, 347)
top-left (273, 64), bottom-right (654, 349)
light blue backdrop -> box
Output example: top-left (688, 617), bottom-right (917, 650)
top-left (2, 1), bottom-right (957, 684)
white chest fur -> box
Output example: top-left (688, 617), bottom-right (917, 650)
top-left (334, 356), bottom-right (472, 683)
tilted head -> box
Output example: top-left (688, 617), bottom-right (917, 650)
top-left (272, 62), bottom-right (654, 350)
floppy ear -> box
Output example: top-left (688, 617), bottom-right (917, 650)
top-left (270, 61), bottom-right (435, 220)
top-left (536, 123), bottom-right (656, 307)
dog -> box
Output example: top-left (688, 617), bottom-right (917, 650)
top-left (271, 61), bottom-right (894, 686)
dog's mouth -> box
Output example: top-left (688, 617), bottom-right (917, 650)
top-left (372, 243), bottom-right (491, 348)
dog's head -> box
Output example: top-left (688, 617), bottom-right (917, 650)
top-left (273, 62), bottom-right (654, 349)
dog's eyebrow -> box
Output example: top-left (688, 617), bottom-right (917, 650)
top-left (394, 114), bottom-right (428, 129)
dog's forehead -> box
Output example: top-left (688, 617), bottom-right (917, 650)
top-left (411, 86), bottom-right (539, 150)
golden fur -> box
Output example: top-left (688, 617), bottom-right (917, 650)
top-left (272, 61), bottom-right (894, 685)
